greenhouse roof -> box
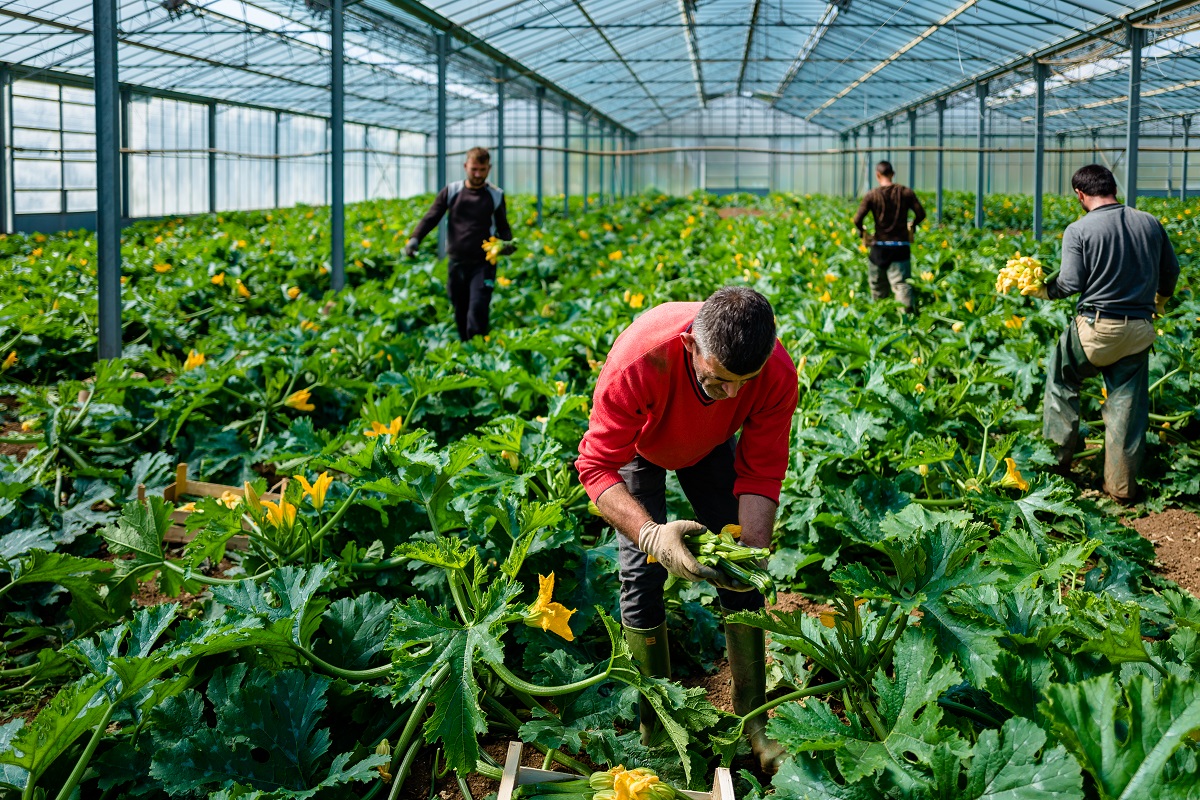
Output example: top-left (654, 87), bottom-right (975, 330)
top-left (1, 0), bottom-right (1198, 135)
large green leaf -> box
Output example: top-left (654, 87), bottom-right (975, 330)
top-left (387, 579), bottom-right (518, 774)
top-left (0, 674), bottom-right (109, 787)
top-left (1063, 591), bottom-right (1156, 668)
top-left (149, 665), bottom-right (387, 796)
top-left (1042, 673), bottom-right (1200, 799)
top-left (985, 529), bottom-right (1098, 592)
top-left (962, 717), bottom-right (1083, 799)
top-left (0, 549), bottom-right (114, 629)
top-left (316, 593), bottom-right (394, 670)
top-left (212, 563), bottom-right (335, 646)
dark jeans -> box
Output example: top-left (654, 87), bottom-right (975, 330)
top-left (1042, 320), bottom-right (1150, 500)
top-left (867, 245), bottom-right (914, 312)
top-left (447, 259), bottom-right (496, 341)
top-left (616, 439), bottom-right (764, 629)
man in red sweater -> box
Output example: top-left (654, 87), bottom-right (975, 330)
top-left (576, 286), bottom-right (797, 772)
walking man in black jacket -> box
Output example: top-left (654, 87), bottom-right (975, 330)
top-left (406, 147), bottom-right (514, 341)
top-left (853, 160), bottom-right (926, 314)
top-left (1030, 165), bottom-right (1180, 503)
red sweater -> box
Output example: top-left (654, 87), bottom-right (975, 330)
top-left (576, 302), bottom-right (798, 503)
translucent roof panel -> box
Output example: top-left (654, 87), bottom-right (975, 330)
top-left (418, 0), bottom-right (1200, 133)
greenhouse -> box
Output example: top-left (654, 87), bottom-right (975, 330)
top-left (1, 0), bottom-right (1198, 797)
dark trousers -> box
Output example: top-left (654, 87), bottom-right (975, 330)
top-left (867, 245), bottom-right (914, 312)
top-left (616, 439), bottom-right (764, 629)
top-left (1042, 320), bottom-right (1150, 500)
top-left (447, 259), bottom-right (496, 341)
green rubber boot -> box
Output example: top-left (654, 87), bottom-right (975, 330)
top-left (623, 621), bottom-right (670, 745)
top-left (724, 618), bottom-right (786, 774)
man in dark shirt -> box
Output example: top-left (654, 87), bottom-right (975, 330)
top-left (405, 147), bottom-right (514, 341)
top-left (853, 161), bottom-right (926, 314)
top-left (1030, 165), bottom-right (1180, 503)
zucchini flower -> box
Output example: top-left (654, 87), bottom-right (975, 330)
top-left (285, 388), bottom-right (315, 411)
top-left (364, 416), bottom-right (403, 438)
top-left (998, 457), bottom-right (1029, 492)
top-left (183, 349), bottom-right (206, 372)
top-left (2, 351), bottom-right (17, 372)
top-left (593, 766), bottom-right (672, 800)
top-left (524, 572), bottom-right (576, 642)
top-left (295, 471), bottom-right (333, 511)
top-left (482, 236), bottom-right (504, 265)
top-left (262, 498), bottom-right (297, 532)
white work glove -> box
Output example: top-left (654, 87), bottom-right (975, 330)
top-left (638, 520), bottom-right (738, 589)
top-left (1023, 286), bottom-right (1050, 300)
top-left (404, 237), bottom-right (419, 258)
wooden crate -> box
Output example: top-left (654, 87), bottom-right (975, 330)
top-left (497, 742), bottom-right (734, 800)
top-left (137, 463), bottom-right (287, 551)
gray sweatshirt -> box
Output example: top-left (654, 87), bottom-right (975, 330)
top-left (1047, 203), bottom-right (1180, 319)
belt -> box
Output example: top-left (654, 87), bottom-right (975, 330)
top-left (873, 241), bottom-right (909, 247)
top-left (1078, 307), bottom-right (1150, 323)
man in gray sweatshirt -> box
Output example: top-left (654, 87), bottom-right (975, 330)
top-left (1030, 165), bottom-right (1179, 503)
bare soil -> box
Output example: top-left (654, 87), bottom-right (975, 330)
top-left (1129, 508), bottom-right (1200, 597)
top-left (716, 208), bottom-right (765, 219)
top-left (0, 421), bottom-right (35, 461)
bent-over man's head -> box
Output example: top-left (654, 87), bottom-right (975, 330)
top-left (464, 147), bottom-right (492, 189)
top-left (682, 287), bottom-right (777, 401)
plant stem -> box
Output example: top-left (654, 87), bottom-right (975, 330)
top-left (488, 659), bottom-right (611, 698)
top-left (542, 749), bottom-right (556, 770)
top-left (280, 487), bottom-right (360, 562)
top-left (482, 695), bottom-right (590, 775)
top-left (388, 737), bottom-right (425, 800)
top-left (737, 678), bottom-right (848, 722)
top-left (0, 663), bottom-right (41, 678)
top-left (473, 763), bottom-right (503, 781)
top-left (1148, 366), bottom-right (1183, 395)
top-left (52, 701), bottom-right (114, 800)
top-left (912, 497), bottom-right (967, 508)
top-left (160, 559), bottom-right (245, 586)
top-left (937, 699), bottom-right (1003, 727)
top-left (291, 643), bottom-right (392, 681)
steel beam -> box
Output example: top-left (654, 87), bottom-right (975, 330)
top-left (208, 100), bottom-right (217, 213)
top-left (582, 118), bottom-right (589, 211)
top-left (735, 0), bottom-right (763, 96)
top-left (496, 65), bottom-right (505, 189)
top-left (536, 87), bottom-right (544, 226)
top-left (274, 109), bottom-right (282, 209)
top-left (975, 81), bottom-right (986, 229)
top-left (865, 124), bottom-right (874, 188)
top-left (678, 0), bottom-right (706, 108)
top-left (94, 0), bottom-right (121, 361)
top-left (562, 100), bottom-right (570, 218)
top-left (331, 0), bottom-right (345, 291)
top-left (598, 125), bottom-right (605, 206)
top-left (436, 31), bottom-right (447, 258)
top-left (1184, 116), bottom-right (1192, 202)
top-left (936, 98), bottom-right (945, 224)
top-left (119, 85), bottom-right (131, 220)
top-left (0, 65), bottom-right (8, 235)
top-left (1033, 58), bottom-right (1047, 241)
top-left (1056, 132), bottom-right (1065, 195)
top-left (885, 117), bottom-right (892, 163)
top-left (610, 127), bottom-right (616, 200)
top-left (839, 132), bottom-right (848, 197)
top-left (1125, 23), bottom-right (1142, 208)
top-left (907, 109), bottom-right (917, 188)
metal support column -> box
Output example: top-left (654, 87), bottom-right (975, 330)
top-left (274, 109), bottom-right (282, 209)
top-left (496, 65), bottom-right (505, 189)
top-left (0, 65), bottom-right (8, 235)
top-left (582, 118), bottom-right (589, 211)
top-left (610, 128), bottom-right (616, 200)
top-left (436, 31), bottom-right (448, 257)
top-left (94, 0), bottom-right (121, 360)
top-left (1125, 23), bottom-right (1142, 208)
top-left (207, 100), bottom-right (217, 213)
top-left (975, 81), bottom-right (987, 229)
top-left (119, 86), bottom-right (131, 221)
top-left (936, 98), bottom-right (945, 224)
top-left (1183, 116), bottom-right (1192, 201)
top-left (598, 125), bottom-right (605, 206)
top-left (907, 109), bottom-right (917, 187)
top-left (535, 87), bottom-right (544, 226)
top-left (562, 100), bottom-right (570, 218)
top-left (839, 133), bottom-right (848, 197)
top-left (330, 0), bottom-right (345, 291)
top-left (1056, 132), bottom-right (1066, 195)
top-left (865, 124), bottom-right (874, 185)
top-left (1032, 58), bottom-right (1047, 241)
top-left (885, 118), bottom-right (893, 163)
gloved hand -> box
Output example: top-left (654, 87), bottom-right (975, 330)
top-left (500, 243), bottom-right (517, 257)
top-left (638, 520), bottom-right (731, 587)
top-left (1155, 293), bottom-right (1169, 317)
top-left (1023, 286), bottom-right (1050, 300)
top-left (403, 237), bottom-right (419, 258)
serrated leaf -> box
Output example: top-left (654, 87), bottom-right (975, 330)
top-left (1064, 591), bottom-right (1154, 667)
top-left (1042, 674), bottom-right (1200, 799)
top-left (986, 530), bottom-right (1098, 591)
top-left (0, 675), bottom-right (109, 786)
top-left (212, 563), bottom-right (335, 646)
top-left (317, 593), bottom-right (394, 670)
top-left (963, 716), bottom-right (1083, 799)
top-left (979, 475), bottom-right (1083, 540)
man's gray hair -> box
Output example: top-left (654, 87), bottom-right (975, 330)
top-left (691, 287), bottom-right (777, 375)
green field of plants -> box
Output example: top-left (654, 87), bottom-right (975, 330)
top-left (1, 189), bottom-right (1198, 799)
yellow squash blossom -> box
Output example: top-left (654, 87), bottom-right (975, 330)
top-left (1004, 315), bottom-right (1024, 329)
top-left (243, 482), bottom-right (264, 515)
top-left (964, 299), bottom-right (976, 313)
top-left (555, 380), bottom-right (567, 396)
top-left (824, 273), bottom-right (838, 283)
top-left (721, 524), bottom-right (741, 539)
top-left (153, 263), bottom-right (172, 273)
top-left (183, 349), bottom-right (206, 371)
top-left (217, 490), bottom-right (242, 509)
top-left (236, 279), bottom-right (251, 298)
top-left (287, 286), bottom-right (301, 299)
top-left (819, 290), bottom-right (832, 303)
top-left (482, 236), bottom-right (504, 265)
top-left (211, 272), bottom-right (226, 286)
top-left (524, 572), bottom-right (576, 641)
top-left (496, 276), bottom-right (512, 288)
top-left (999, 458), bottom-right (1029, 492)
top-left (608, 250), bottom-right (623, 261)
top-left (364, 416), bottom-right (404, 438)
top-left (284, 388), bottom-right (315, 411)
top-left (361, 239), bottom-right (371, 248)
top-left (1, 351), bottom-right (17, 372)
top-left (914, 383), bottom-right (926, 394)
top-left (622, 290), bottom-right (645, 309)
top-left (295, 471), bottom-right (333, 510)
top-left (262, 498), bottom-right (297, 531)
top-left (921, 271), bottom-right (934, 282)
top-left (300, 320), bottom-right (320, 332)
top-left (543, 244), bottom-right (556, 256)
top-left (952, 321), bottom-right (965, 333)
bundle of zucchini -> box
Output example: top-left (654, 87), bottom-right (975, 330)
top-left (516, 766), bottom-right (679, 800)
top-left (690, 525), bottom-right (776, 604)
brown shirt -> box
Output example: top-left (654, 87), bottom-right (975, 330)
top-left (853, 184), bottom-right (926, 243)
